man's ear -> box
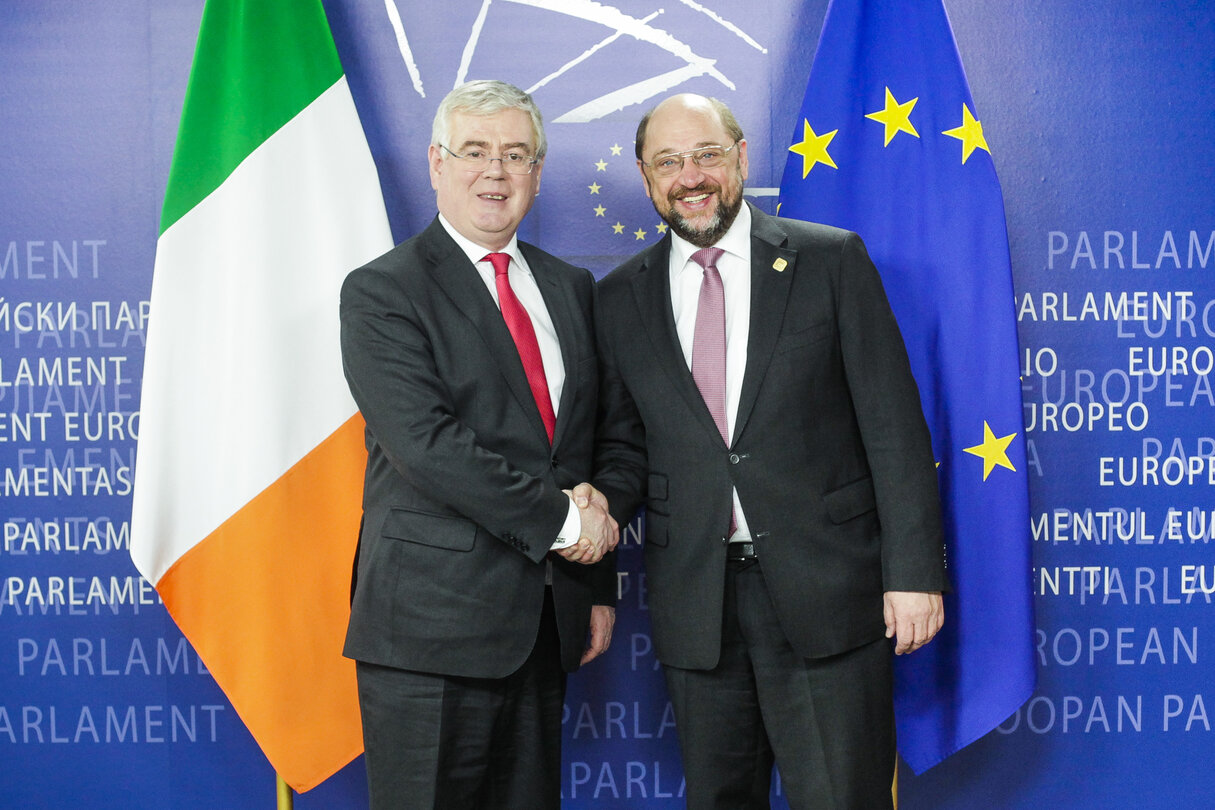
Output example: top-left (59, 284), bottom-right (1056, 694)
top-left (428, 144), bottom-right (442, 191)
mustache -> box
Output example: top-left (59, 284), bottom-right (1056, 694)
top-left (670, 182), bottom-right (719, 201)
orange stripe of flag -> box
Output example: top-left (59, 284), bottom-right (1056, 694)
top-left (157, 414), bottom-right (366, 791)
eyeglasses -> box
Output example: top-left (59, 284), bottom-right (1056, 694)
top-left (440, 145), bottom-right (539, 175)
top-left (642, 143), bottom-right (738, 177)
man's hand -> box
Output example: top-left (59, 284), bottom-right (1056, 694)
top-left (557, 483), bottom-right (618, 565)
top-left (581, 605), bottom-right (616, 665)
top-left (567, 482), bottom-right (613, 527)
top-left (883, 591), bottom-right (944, 655)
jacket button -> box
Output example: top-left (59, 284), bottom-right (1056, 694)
top-left (551, 457), bottom-right (559, 468)
top-left (729, 453), bottom-right (740, 464)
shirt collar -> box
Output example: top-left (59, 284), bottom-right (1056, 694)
top-left (437, 213), bottom-right (526, 274)
top-left (669, 202), bottom-right (752, 278)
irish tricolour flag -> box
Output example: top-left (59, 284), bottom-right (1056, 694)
top-left (130, 0), bottom-right (391, 792)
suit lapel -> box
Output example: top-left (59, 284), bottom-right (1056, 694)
top-left (628, 236), bottom-right (728, 446)
top-left (735, 206), bottom-right (797, 442)
top-left (421, 221), bottom-right (552, 446)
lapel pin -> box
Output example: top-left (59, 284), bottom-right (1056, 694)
top-left (772, 258), bottom-right (788, 272)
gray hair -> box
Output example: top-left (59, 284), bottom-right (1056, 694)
top-left (431, 80), bottom-right (547, 160)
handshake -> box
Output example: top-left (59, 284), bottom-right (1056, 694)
top-left (557, 482), bottom-right (618, 565)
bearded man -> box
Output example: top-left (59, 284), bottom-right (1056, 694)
top-left (592, 93), bottom-right (948, 809)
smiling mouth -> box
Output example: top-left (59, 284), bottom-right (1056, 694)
top-left (479, 193), bottom-right (507, 201)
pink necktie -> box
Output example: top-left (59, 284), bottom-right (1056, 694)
top-left (691, 247), bottom-right (728, 445)
top-left (486, 252), bottom-right (556, 443)
top-left (690, 247), bottom-right (737, 536)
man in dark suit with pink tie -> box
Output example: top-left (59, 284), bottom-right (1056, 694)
top-left (593, 94), bottom-right (949, 809)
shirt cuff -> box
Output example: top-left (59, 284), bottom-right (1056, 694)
top-left (550, 498), bottom-right (582, 550)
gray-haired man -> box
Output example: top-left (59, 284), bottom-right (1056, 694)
top-left (340, 80), bottom-right (617, 810)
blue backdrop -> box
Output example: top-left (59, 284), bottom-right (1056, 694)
top-left (2, 1), bottom-right (1213, 807)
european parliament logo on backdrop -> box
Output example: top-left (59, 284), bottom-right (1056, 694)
top-left (379, 0), bottom-right (769, 121)
top-left (778, 0), bottom-right (1035, 773)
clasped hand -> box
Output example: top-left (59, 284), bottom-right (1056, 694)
top-left (558, 482), bottom-right (618, 564)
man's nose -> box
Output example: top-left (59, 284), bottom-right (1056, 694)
top-left (675, 156), bottom-right (707, 186)
top-left (481, 157), bottom-right (509, 178)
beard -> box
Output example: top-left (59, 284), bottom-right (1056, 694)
top-left (657, 174), bottom-right (745, 248)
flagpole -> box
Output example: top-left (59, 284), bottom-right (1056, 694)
top-left (276, 773), bottom-right (293, 810)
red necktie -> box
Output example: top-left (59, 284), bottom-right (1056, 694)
top-left (486, 252), bottom-right (556, 443)
top-left (690, 246), bottom-right (737, 536)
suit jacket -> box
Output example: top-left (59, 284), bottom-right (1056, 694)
top-left (340, 217), bottom-right (613, 678)
top-left (595, 204), bottom-right (947, 669)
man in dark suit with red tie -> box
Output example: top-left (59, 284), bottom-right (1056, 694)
top-left (593, 94), bottom-right (949, 809)
top-left (340, 80), bottom-right (617, 810)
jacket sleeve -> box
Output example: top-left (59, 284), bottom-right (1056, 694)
top-left (834, 233), bottom-right (949, 592)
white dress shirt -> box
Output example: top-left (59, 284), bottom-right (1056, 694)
top-left (438, 215), bottom-right (581, 549)
top-left (667, 203), bottom-right (754, 543)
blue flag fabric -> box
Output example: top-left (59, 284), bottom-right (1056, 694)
top-left (778, 0), bottom-right (1035, 773)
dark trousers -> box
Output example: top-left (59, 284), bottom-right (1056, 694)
top-left (356, 591), bottom-right (566, 810)
top-left (664, 559), bottom-right (895, 810)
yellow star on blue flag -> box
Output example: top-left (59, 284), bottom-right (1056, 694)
top-left (964, 421), bottom-right (1018, 480)
top-left (787, 119), bottom-right (838, 177)
top-left (942, 103), bottom-right (990, 163)
top-left (865, 86), bottom-right (919, 146)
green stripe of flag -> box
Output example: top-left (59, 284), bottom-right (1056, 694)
top-left (160, 0), bottom-right (343, 234)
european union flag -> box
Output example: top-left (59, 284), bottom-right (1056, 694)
top-left (779, 0), bottom-right (1035, 773)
